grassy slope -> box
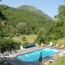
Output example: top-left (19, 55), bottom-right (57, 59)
top-left (52, 38), bottom-right (65, 46)
top-left (13, 35), bottom-right (37, 44)
top-left (12, 34), bottom-right (65, 45)
top-left (13, 35), bottom-right (65, 45)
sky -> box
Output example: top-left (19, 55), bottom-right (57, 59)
top-left (0, 0), bottom-right (65, 19)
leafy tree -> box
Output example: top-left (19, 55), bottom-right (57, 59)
top-left (38, 28), bottom-right (44, 35)
top-left (0, 5), bottom-right (8, 20)
top-left (16, 22), bottom-right (28, 34)
top-left (0, 12), bottom-right (6, 20)
top-left (35, 34), bottom-right (45, 45)
top-left (55, 5), bottom-right (65, 20)
top-left (51, 5), bottom-right (65, 40)
top-left (51, 20), bottom-right (63, 40)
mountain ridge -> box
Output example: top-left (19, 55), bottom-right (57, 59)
top-left (17, 5), bottom-right (53, 20)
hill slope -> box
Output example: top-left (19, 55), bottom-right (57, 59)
top-left (18, 5), bottom-right (53, 20)
top-left (0, 4), bottom-right (54, 36)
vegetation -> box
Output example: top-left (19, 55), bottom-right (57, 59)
top-left (53, 57), bottom-right (65, 65)
top-left (22, 35), bottom-right (27, 41)
top-left (22, 41), bottom-right (29, 47)
top-left (0, 0), bottom-right (65, 64)
top-left (18, 5), bottom-right (53, 20)
top-left (0, 38), bottom-right (21, 53)
top-left (41, 57), bottom-right (65, 65)
top-left (34, 34), bottom-right (45, 45)
top-left (13, 35), bottom-right (37, 43)
top-left (0, 4), bottom-right (53, 36)
top-left (0, 4), bottom-right (65, 53)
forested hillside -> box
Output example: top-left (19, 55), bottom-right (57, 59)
top-left (0, 4), bottom-right (54, 37)
top-left (0, 4), bottom-right (65, 43)
top-left (0, 4), bottom-right (65, 49)
top-left (18, 5), bottom-right (53, 20)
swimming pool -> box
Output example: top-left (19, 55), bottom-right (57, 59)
top-left (16, 48), bottom-right (58, 62)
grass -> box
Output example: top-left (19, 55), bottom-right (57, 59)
top-left (53, 57), bottom-right (65, 65)
top-left (13, 35), bottom-right (65, 45)
top-left (50, 38), bottom-right (65, 46)
top-left (56, 38), bottom-right (65, 45)
top-left (42, 57), bottom-right (65, 65)
top-left (12, 35), bottom-right (37, 44)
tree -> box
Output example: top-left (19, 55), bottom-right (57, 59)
top-left (0, 5), bottom-right (7, 20)
top-left (16, 22), bottom-right (28, 34)
top-left (53, 5), bottom-right (65, 39)
top-left (35, 34), bottom-right (45, 45)
top-left (50, 20), bottom-right (63, 40)
top-left (38, 28), bottom-right (44, 35)
top-left (0, 12), bottom-right (7, 20)
top-left (54, 5), bottom-right (65, 21)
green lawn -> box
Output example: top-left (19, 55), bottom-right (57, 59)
top-left (12, 35), bottom-right (37, 44)
top-left (53, 57), bottom-right (65, 65)
top-left (12, 35), bottom-right (65, 45)
top-left (52, 38), bottom-right (65, 46)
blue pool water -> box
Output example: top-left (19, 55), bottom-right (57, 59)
top-left (16, 48), bottom-right (58, 62)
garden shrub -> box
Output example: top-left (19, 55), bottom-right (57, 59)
top-left (22, 41), bottom-right (29, 47)
top-left (22, 35), bottom-right (26, 41)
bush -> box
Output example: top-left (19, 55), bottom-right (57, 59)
top-left (0, 38), bottom-right (21, 52)
top-left (22, 41), bottom-right (29, 47)
top-left (34, 35), bottom-right (45, 45)
top-left (22, 36), bottom-right (26, 41)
